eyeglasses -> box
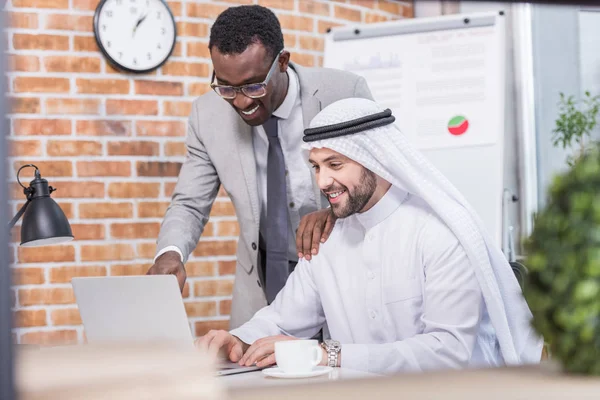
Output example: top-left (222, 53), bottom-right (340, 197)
top-left (210, 49), bottom-right (284, 100)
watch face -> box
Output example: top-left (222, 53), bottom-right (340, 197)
top-left (93, 0), bottom-right (177, 73)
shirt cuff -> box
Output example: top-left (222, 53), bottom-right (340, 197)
top-left (154, 246), bottom-right (184, 263)
top-left (340, 343), bottom-right (370, 372)
top-left (229, 327), bottom-right (262, 346)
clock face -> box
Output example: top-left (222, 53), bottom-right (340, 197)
top-left (93, 0), bottom-right (177, 73)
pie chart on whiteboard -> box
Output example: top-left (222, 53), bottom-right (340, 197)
top-left (447, 115), bottom-right (469, 136)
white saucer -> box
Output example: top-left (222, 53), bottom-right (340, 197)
top-left (262, 366), bottom-right (333, 379)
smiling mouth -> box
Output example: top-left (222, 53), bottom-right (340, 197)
top-left (241, 104), bottom-right (259, 116)
top-left (326, 190), bottom-right (347, 202)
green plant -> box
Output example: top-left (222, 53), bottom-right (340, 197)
top-left (524, 142), bottom-right (600, 375)
top-left (552, 91), bottom-right (600, 166)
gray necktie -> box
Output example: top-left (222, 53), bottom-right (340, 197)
top-left (263, 116), bottom-right (290, 304)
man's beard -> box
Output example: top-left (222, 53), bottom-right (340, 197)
top-left (327, 168), bottom-right (377, 219)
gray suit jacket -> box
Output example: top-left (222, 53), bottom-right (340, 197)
top-left (157, 63), bottom-right (374, 329)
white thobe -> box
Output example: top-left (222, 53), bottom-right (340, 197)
top-left (230, 185), bottom-right (503, 375)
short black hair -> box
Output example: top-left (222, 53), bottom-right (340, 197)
top-left (209, 5), bottom-right (284, 60)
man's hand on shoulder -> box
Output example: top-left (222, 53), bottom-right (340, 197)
top-left (296, 208), bottom-right (336, 260)
top-left (195, 330), bottom-right (247, 363)
top-left (146, 251), bottom-right (186, 292)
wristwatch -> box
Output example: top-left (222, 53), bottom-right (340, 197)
top-left (321, 339), bottom-right (341, 367)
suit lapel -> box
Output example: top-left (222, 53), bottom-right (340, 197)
top-left (294, 63), bottom-right (325, 209)
top-left (235, 118), bottom-right (260, 227)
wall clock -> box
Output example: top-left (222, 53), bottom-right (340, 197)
top-left (93, 0), bottom-right (177, 73)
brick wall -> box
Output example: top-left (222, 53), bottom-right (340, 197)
top-left (6, 0), bottom-right (413, 346)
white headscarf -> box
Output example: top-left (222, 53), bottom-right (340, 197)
top-left (303, 98), bottom-right (542, 365)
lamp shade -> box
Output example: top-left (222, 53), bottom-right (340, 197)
top-left (19, 173), bottom-right (73, 247)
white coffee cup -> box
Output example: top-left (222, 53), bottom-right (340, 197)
top-left (274, 340), bottom-right (323, 374)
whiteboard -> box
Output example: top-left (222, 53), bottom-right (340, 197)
top-left (324, 12), bottom-right (507, 246)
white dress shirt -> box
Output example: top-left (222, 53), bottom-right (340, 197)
top-left (230, 185), bottom-right (502, 375)
top-left (155, 68), bottom-right (317, 263)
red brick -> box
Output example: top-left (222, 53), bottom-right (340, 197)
top-left (194, 279), bottom-right (233, 297)
top-left (13, 0), bottom-right (68, 8)
top-left (195, 320), bottom-right (229, 336)
top-left (175, 22), bottom-right (209, 37)
top-left (50, 265), bottom-right (107, 283)
top-left (317, 20), bottom-right (344, 34)
top-left (278, 15), bottom-right (313, 32)
top-left (164, 142), bottom-right (186, 156)
top-left (106, 100), bottom-right (158, 115)
top-left (21, 330), bottom-right (78, 345)
top-left (13, 77), bottom-right (69, 93)
top-left (164, 101), bottom-right (192, 117)
top-left (108, 182), bottom-right (160, 198)
top-left (184, 301), bottom-right (217, 317)
top-left (188, 83), bottom-right (210, 96)
top-left (210, 201), bottom-right (235, 217)
top-left (108, 141), bottom-right (159, 156)
top-left (74, 36), bottom-right (98, 52)
top-left (7, 12), bottom-right (38, 29)
top-left (12, 267), bottom-right (45, 285)
top-left (186, 3), bottom-right (227, 18)
top-left (71, 223), bottom-right (105, 240)
top-left (187, 42), bottom-right (210, 58)
top-left (136, 121), bottom-right (185, 137)
top-left (79, 202), bottom-right (133, 219)
top-left (172, 41), bottom-right (183, 57)
top-left (291, 52), bottom-right (315, 67)
top-left (299, 36), bottom-right (324, 52)
top-left (162, 61), bottom-right (210, 77)
top-left (378, 1), bottom-right (403, 15)
top-left (257, 0), bottom-right (294, 9)
top-left (14, 310), bottom-right (46, 328)
top-left (76, 79), bottom-right (130, 94)
top-left (81, 244), bottom-right (135, 261)
top-left (72, 0), bottom-right (97, 10)
top-left (182, 282), bottom-right (190, 298)
top-left (18, 245), bottom-right (75, 263)
top-left (136, 161), bottom-right (181, 177)
top-left (13, 34), bottom-right (69, 50)
top-left (219, 299), bottom-right (232, 316)
top-left (192, 240), bottom-right (237, 257)
top-left (45, 14), bottom-right (93, 31)
top-left (218, 261), bottom-right (236, 276)
top-left (110, 222), bottom-right (160, 239)
top-left (349, 0), bottom-right (377, 7)
top-left (164, 182), bottom-right (176, 197)
top-left (14, 119), bottom-right (71, 136)
top-left (137, 201), bottom-right (168, 219)
top-left (110, 264), bottom-right (150, 276)
top-left (9, 97), bottom-right (41, 114)
top-left (51, 308), bottom-right (82, 325)
top-left (8, 140), bottom-right (41, 156)
top-left (334, 5), bottom-right (362, 21)
top-left (136, 243), bottom-right (156, 259)
top-left (45, 56), bottom-right (101, 73)
top-left (77, 161), bottom-right (131, 177)
top-left (134, 80), bottom-right (183, 96)
top-left (58, 202), bottom-right (74, 219)
top-left (47, 140), bottom-right (102, 156)
top-left (216, 221), bottom-right (240, 236)
top-left (46, 98), bottom-right (100, 115)
top-left (365, 12), bottom-right (389, 23)
top-left (299, 1), bottom-right (330, 16)
top-left (186, 261), bottom-right (214, 277)
top-left (52, 181), bottom-right (105, 199)
top-left (7, 55), bottom-right (40, 72)
top-left (76, 120), bottom-right (132, 136)
top-left (19, 287), bottom-right (75, 306)
top-left (167, 1), bottom-right (182, 16)
top-left (12, 160), bottom-right (71, 177)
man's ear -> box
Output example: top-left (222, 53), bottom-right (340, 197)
top-left (279, 50), bottom-right (291, 72)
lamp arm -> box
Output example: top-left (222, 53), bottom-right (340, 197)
top-left (7, 199), bottom-right (30, 230)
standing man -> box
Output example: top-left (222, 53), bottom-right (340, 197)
top-left (147, 5), bottom-right (374, 328)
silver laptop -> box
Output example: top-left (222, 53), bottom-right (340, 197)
top-left (71, 275), bottom-right (261, 376)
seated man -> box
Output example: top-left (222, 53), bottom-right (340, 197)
top-left (196, 98), bottom-right (542, 375)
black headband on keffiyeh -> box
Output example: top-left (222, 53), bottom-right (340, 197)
top-left (303, 108), bottom-right (396, 142)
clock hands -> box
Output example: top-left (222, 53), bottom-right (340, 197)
top-left (132, 12), bottom-right (148, 37)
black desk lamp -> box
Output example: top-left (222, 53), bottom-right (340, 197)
top-left (8, 164), bottom-right (73, 246)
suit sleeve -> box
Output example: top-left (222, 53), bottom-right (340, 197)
top-left (229, 258), bottom-right (326, 344)
top-left (353, 76), bottom-right (375, 101)
top-left (156, 102), bottom-right (221, 263)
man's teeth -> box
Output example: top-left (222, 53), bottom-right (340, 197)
top-left (242, 105), bottom-right (259, 115)
top-left (329, 191), bottom-right (345, 198)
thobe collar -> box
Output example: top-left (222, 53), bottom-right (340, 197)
top-left (354, 185), bottom-right (409, 231)
top-left (272, 67), bottom-right (298, 121)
